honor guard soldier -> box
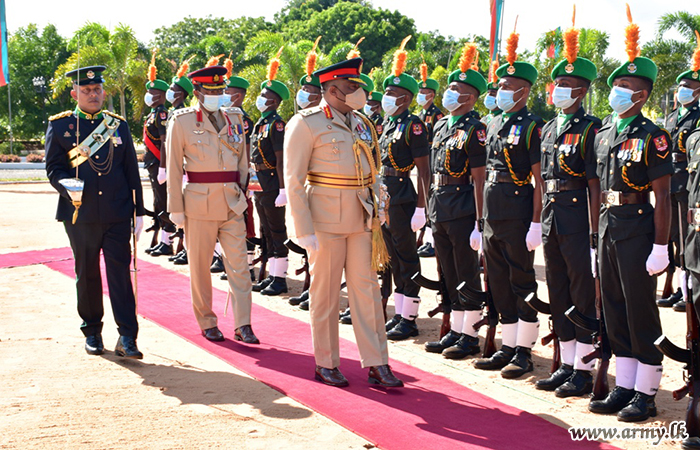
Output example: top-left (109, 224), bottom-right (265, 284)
top-left (143, 50), bottom-right (176, 257)
top-left (45, 65), bottom-right (145, 358)
top-left (379, 36), bottom-right (431, 341)
top-left (422, 43), bottom-right (488, 359)
top-left (474, 29), bottom-right (545, 379)
top-left (365, 91), bottom-right (384, 131)
top-left (166, 64), bottom-right (259, 345)
top-left (588, 8), bottom-right (672, 422)
top-left (284, 57), bottom-right (402, 388)
top-left (296, 37), bottom-right (323, 111)
top-left (657, 44), bottom-right (700, 311)
top-left (482, 61), bottom-right (502, 125)
top-left (534, 19), bottom-right (602, 397)
top-left (251, 49), bottom-right (291, 297)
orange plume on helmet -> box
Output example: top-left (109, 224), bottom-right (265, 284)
top-left (206, 54), bottom-right (224, 68)
top-left (420, 55), bottom-right (428, 83)
top-left (506, 17), bottom-right (520, 67)
top-left (488, 58), bottom-right (500, 83)
top-left (224, 51), bottom-right (233, 78)
top-left (306, 36), bottom-right (321, 77)
top-left (563, 5), bottom-right (580, 64)
top-left (471, 51), bottom-right (480, 71)
top-left (148, 48), bottom-right (157, 82)
top-left (392, 35), bottom-right (412, 77)
top-left (267, 46), bottom-right (284, 81)
top-left (459, 43), bottom-right (478, 73)
top-left (176, 55), bottom-right (194, 78)
top-left (347, 37), bottom-right (365, 60)
top-left (692, 30), bottom-right (700, 72)
top-left (624, 3), bottom-right (640, 63)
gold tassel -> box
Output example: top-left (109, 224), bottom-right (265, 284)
top-left (371, 218), bottom-right (390, 272)
top-left (71, 201), bottom-right (81, 224)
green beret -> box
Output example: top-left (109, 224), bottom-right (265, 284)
top-left (496, 61), bottom-right (538, 86)
top-left (172, 76), bottom-right (194, 96)
top-left (607, 57), bottom-right (657, 87)
top-left (487, 81), bottom-right (499, 91)
top-left (383, 73), bottom-right (419, 96)
top-left (360, 74), bottom-right (374, 93)
top-left (228, 76), bottom-right (250, 89)
top-left (417, 77), bottom-right (440, 92)
top-left (261, 79), bottom-right (290, 101)
top-left (299, 74), bottom-right (321, 88)
top-left (369, 91), bottom-right (383, 102)
top-left (676, 69), bottom-right (700, 84)
top-left (447, 69), bottom-right (487, 96)
top-left (551, 57), bottom-right (597, 82)
top-left (145, 79), bottom-right (170, 92)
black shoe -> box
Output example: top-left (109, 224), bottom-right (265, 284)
top-left (172, 249), bottom-right (188, 265)
top-left (202, 326), bottom-right (225, 342)
top-left (340, 307), bottom-right (351, 318)
top-left (299, 299), bottom-right (310, 311)
top-left (443, 334), bottom-right (481, 359)
top-left (674, 300), bottom-right (687, 312)
top-left (115, 336), bottom-right (143, 359)
top-left (368, 365), bottom-right (404, 387)
top-left (220, 272), bottom-right (228, 280)
top-left (289, 290), bottom-right (309, 306)
top-left (501, 346), bottom-right (533, 379)
top-left (682, 437), bottom-right (700, 449)
top-left (657, 287), bottom-right (683, 307)
top-left (210, 256), bottom-right (225, 273)
top-left (589, 386), bottom-right (636, 414)
top-left (556, 370), bottom-right (593, 398)
top-left (340, 310), bottom-right (352, 325)
top-left (85, 334), bottom-right (104, 355)
top-left (145, 242), bottom-right (160, 254)
top-left (150, 243), bottom-right (174, 257)
top-left (315, 366), bottom-right (349, 387)
top-left (234, 325), bottom-right (260, 344)
top-left (169, 249), bottom-right (186, 262)
top-left (475, 345), bottom-right (516, 371)
top-left (535, 364), bottom-right (574, 391)
top-left (261, 277), bottom-right (288, 296)
top-left (617, 392), bottom-right (657, 422)
top-left (417, 242), bottom-right (435, 258)
top-left (253, 276), bottom-right (273, 292)
top-left (250, 269), bottom-right (255, 282)
top-left (386, 318), bottom-right (419, 341)
top-left (425, 330), bottom-right (461, 354)
top-left (385, 314), bottom-right (401, 332)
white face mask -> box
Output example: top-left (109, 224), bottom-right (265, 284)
top-left (165, 89), bottom-right (177, 104)
top-left (363, 104), bottom-right (374, 116)
top-left (144, 92), bottom-right (156, 107)
top-left (417, 93), bottom-right (430, 107)
top-left (220, 94), bottom-right (232, 108)
top-left (343, 87), bottom-right (367, 111)
top-left (608, 86), bottom-right (639, 115)
top-left (677, 86), bottom-right (699, 106)
top-left (441, 89), bottom-right (464, 112)
top-left (382, 94), bottom-right (403, 116)
top-left (296, 90), bottom-right (312, 109)
top-left (256, 95), bottom-right (269, 113)
top-left (200, 94), bottom-right (224, 112)
top-left (483, 94), bottom-right (498, 111)
top-left (496, 87), bottom-right (523, 112)
top-left (551, 86), bottom-right (579, 109)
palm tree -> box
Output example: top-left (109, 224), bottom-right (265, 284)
top-left (657, 11), bottom-right (700, 42)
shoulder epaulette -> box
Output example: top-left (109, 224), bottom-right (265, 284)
top-left (639, 119), bottom-right (661, 134)
top-left (299, 107), bottom-right (323, 118)
top-left (584, 114), bottom-right (603, 128)
top-left (48, 110), bottom-right (72, 121)
top-left (172, 107), bottom-right (195, 118)
top-left (104, 111), bottom-right (126, 121)
top-left (223, 106), bottom-right (243, 116)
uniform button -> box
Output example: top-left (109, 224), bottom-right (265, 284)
top-left (610, 170), bottom-right (614, 175)
top-left (515, 190), bottom-right (519, 195)
top-left (223, 167), bottom-right (226, 170)
top-left (197, 140), bottom-right (201, 143)
top-left (495, 151), bottom-right (498, 155)
top-left (610, 154), bottom-right (614, 158)
top-left (573, 198), bottom-right (578, 202)
top-left (98, 191), bottom-right (102, 195)
top-left (554, 144), bottom-right (558, 148)
top-left (98, 173), bottom-right (101, 177)
top-left (223, 183), bottom-right (227, 186)
top-left (399, 178), bottom-right (404, 181)
top-left (456, 187), bottom-right (460, 191)
top-left (550, 162), bottom-right (554, 166)
top-left (638, 209), bottom-right (643, 214)
top-left (327, 125), bottom-right (332, 129)
top-left (626, 162), bottom-right (631, 167)
top-left (332, 138), bottom-right (337, 143)
top-left (95, 155), bottom-right (99, 159)
top-left (517, 116), bottom-right (522, 120)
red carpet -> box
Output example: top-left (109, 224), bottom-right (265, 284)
top-left (1, 248), bottom-right (617, 450)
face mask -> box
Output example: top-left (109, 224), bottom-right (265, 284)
top-left (551, 86), bottom-right (578, 109)
top-left (144, 92), bottom-right (155, 107)
top-left (442, 89), bottom-right (463, 112)
top-left (677, 86), bottom-right (698, 106)
top-left (343, 87), bottom-right (367, 111)
top-left (200, 94), bottom-right (224, 112)
top-left (363, 104), bottom-right (374, 116)
top-left (382, 94), bottom-right (402, 116)
top-left (608, 86), bottom-right (639, 115)
top-left (256, 95), bottom-right (269, 113)
top-left (220, 94), bottom-right (233, 108)
top-left (165, 89), bottom-right (177, 104)
top-left (496, 87), bottom-right (523, 112)
top-left (296, 90), bottom-right (312, 109)
top-left (484, 94), bottom-right (498, 111)
top-left (417, 93), bottom-right (429, 107)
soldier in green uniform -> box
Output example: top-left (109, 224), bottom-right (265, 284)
top-left (482, 80), bottom-right (502, 125)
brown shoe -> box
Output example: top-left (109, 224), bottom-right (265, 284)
top-left (234, 325), bottom-right (260, 344)
top-left (314, 366), bottom-right (349, 387)
top-left (368, 365), bottom-right (404, 387)
top-left (202, 327), bottom-right (224, 342)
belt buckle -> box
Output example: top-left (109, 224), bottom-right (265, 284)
top-left (487, 170), bottom-right (497, 183)
top-left (693, 209), bottom-right (700, 227)
top-left (606, 191), bottom-right (621, 206)
top-left (546, 179), bottom-right (559, 194)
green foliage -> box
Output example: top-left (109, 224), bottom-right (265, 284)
top-left (0, 140), bottom-right (24, 154)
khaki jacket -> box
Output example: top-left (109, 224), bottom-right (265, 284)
top-left (166, 104), bottom-right (248, 220)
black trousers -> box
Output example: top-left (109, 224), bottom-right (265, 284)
top-left (542, 229), bottom-right (596, 343)
top-left (253, 190), bottom-right (288, 258)
top-left (63, 220), bottom-right (138, 337)
top-left (146, 164), bottom-right (171, 230)
top-left (483, 218), bottom-right (538, 324)
top-left (669, 190), bottom-right (689, 269)
top-left (382, 201), bottom-right (421, 298)
top-left (432, 215), bottom-right (480, 311)
top-left (599, 231), bottom-right (663, 365)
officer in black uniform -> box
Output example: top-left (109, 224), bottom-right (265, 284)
top-left (534, 49), bottom-right (601, 397)
top-left (45, 65), bottom-right (145, 359)
top-left (587, 54), bottom-right (672, 422)
top-left (422, 52), bottom-right (488, 359)
top-left (473, 39), bottom-right (545, 379)
top-left (251, 76), bottom-right (290, 296)
top-left (657, 69), bottom-right (700, 311)
top-left (380, 48), bottom-right (431, 341)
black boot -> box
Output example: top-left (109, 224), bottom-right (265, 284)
top-left (682, 437), bottom-right (700, 449)
top-left (169, 249), bottom-right (186, 262)
top-left (385, 314), bottom-right (401, 332)
top-left (555, 370), bottom-right (593, 398)
top-left (115, 336), bottom-right (143, 359)
top-left (249, 269), bottom-right (255, 281)
top-left (617, 392), bottom-right (657, 422)
top-left (443, 334), bottom-right (480, 359)
top-left (150, 243), bottom-right (174, 257)
top-left (340, 308), bottom-right (352, 324)
top-left (535, 364), bottom-right (574, 391)
top-left (253, 276), bottom-right (274, 292)
top-left (220, 272), bottom-right (228, 280)
top-left (424, 330), bottom-right (461, 354)
top-left (210, 256), bottom-right (225, 273)
top-left (657, 287), bottom-right (683, 307)
top-left (299, 299), bottom-right (310, 311)
top-left (261, 277), bottom-right (287, 296)
top-left (674, 300), bottom-right (687, 312)
top-left (172, 249), bottom-right (188, 265)
top-left (386, 318), bottom-right (419, 341)
top-left (417, 242), bottom-right (435, 258)
top-left (474, 345), bottom-right (515, 370)
top-left (289, 290), bottom-right (309, 306)
top-left (501, 346), bottom-right (534, 379)
top-left (589, 386), bottom-right (636, 414)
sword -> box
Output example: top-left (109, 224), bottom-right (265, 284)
top-left (131, 190), bottom-right (139, 313)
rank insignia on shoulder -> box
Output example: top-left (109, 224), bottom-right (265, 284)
top-left (276, 122), bottom-right (285, 132)
top-left (63, 131), bottom-right (71, 138)
top-left (159, 112), bottom-right (167, 120)
top-left (654, 135), bottom-right (669, 152)
top-left (376, 124), bottom-right (383, 134)
top-left (477, 129), bottom-right (486, 142)
top-left (412, 123), bottom-right (423, 135)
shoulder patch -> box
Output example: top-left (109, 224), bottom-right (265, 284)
top-left (104, 111), bottom-right (125, 121)
top-left (654, 135), bottom-right (669, 153)
top-left (477, 129), bottom-right (487, 142)
top-left (412, 123), bottom-right (423, 135)
top-left (48, 110), bottom-right (72, 121)
top-left (276, 121), bottom-right (285, 132)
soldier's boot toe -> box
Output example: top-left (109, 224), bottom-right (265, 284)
top-left (657, 287), bottom-right (683, 307)
top-left (299, 299), bottom-right (310, 311)
top-left (150, 243), bottom-right (174, 257)
top-left (385, 314), bottom-right (401, 332)
top-left (442, 334), bottom-right (481, 359)
top-left (674, 300), bottom-right (687, 312)
top-left (172, 250), bottom-right (188, 265)
top-left (340, 310), bottom-right (352, 325)
top-left (617, 392), bottom-right (657, 422)
top-left (220, 272), bottom-right (228, 280)
top-left (115, 336), bottom-right (143, 359)
top-left (424, 330), bottom-right (461, 354)
top-left (474, 345), bottom-right (515, 370)
top-left (252, 276), bottom-right (274, 292)
top-left (84, 334), bottom-right (104, 355)
top-left (261, 277), bottom-right (288, 296)
top-left (210, 256), bottom-right (225, 273)
top-left (501, 346), bottom-right (533, 379)
top-left (555, 370), bottom-right (593, 398)
top-left (289, 290), bottom-right (309, 306)
top-left (535, 363), bottom-right (574, 391)
top-left (386, 318), bottom-right (419, 341)
top-left (589, 386), bottom-right (636, 414)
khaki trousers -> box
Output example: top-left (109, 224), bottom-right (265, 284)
top-left (309, 230), bottom-right (388, 369)
top-left (185, 211), bottom-right (252, 330)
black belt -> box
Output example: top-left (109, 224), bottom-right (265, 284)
top-left (486, 169), bottom-right (528, 184)
top-left (254, 163), bottom-right (276, 172)
top-left (673, 153), bottom-right (687, 163)
top-left (544, 178), bottom-right (588, 194)
top-left (602, 190), bottom-right (649, 206)
top-left (381, 166), bottom-right (411, 178)
top-left (433, 173), bottom-right (472, 186)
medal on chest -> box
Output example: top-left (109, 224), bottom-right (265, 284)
top-left (507, 125), bottom-right (522, 145)
top-left (560, 133), bottom-right (581, 156)
top-left (393, 123), bottom-right (406, 141)
top-left (617, 139), bottom-right (644, 163)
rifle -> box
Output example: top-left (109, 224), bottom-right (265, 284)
top-left (249, 236), bottom-right (268, 282)
top-left (524, 293), bottom-right (561, 375)
top-left (131, 190), bottom-right (139, 313)
top-left (457, 254), bottom-right (497, 357)
top-left (412, 264), bottom-right (451, 338)
top-left (379, 267), bottom-right (392, 321)
top-left (285, 239), bottom-right (310, 292)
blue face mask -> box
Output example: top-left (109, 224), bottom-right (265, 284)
top-left (677, 86), bottom-right (699, 106)
top-left (441, 89), bottom-right (464, 112)
top-left (483, 94), bottom-right (498, 111)
top-left (496, 87), bottom-right (523, 112)
top-left (363, 104), bottom-right (374, 116)
top-left (608, 86), bottom-right (639, 115)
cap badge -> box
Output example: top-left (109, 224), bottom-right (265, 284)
top-left (306, 75), bottom-right (312, 82)
top-left (213, 74), bottom-right (220, 82)
top-left (627, 63), bottom-right (637, 74)
top-left (267, 80), bottom-right (272, 87)
top-left (507, 65), bottom-right (516, 75)
top-left (393, 77), bottom-right (401, 84)
top-left (565, 63), bottom-right (575, 74)
top-left (693, 71), bottom-right (699, 80)
top-left (422, 82), bottom-right (426, 87)
top-left (86, 71), bottom-right (95, 79)
top-left (459, 72), bottom-right (467, 81)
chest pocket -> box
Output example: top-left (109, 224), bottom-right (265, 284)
top-left (316, 133), bottom-right (344, 161)
top-left (187, 134), bottom-right (209, 161)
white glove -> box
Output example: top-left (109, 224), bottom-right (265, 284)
top-left (646, 243), bottom-right (670, 276)
top-left (133, 216), bottom-right (144, 241)
top-left (469, 224), bottom-right (482, 252)
top-left (275, 188), bottom-right (287, 207)
top-left (526, 222), bottom-right (542, 252)
top-left (411, 207), bottom-right (426, 232)
top-left (298, 234), bottom-right (319, 252)
top-left (171, 212), bottom-right (185, 229)
top-left (590, 248), bottom-right (597, 278)
top-left (157, 167), bottom-right (167, 185)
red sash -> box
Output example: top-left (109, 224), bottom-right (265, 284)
top-left (143, 126), bottom-right (161, 160)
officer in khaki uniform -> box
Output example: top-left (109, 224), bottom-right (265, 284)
top-left (166, 65), bottom-right (259, 344)
top-left (284, 58), bottom-right (403, 388)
